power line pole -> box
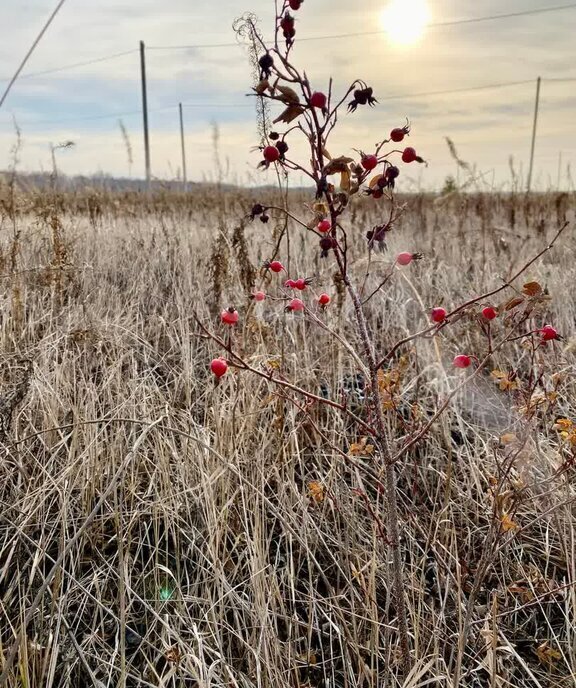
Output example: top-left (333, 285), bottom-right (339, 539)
top-left (526, 76), bottom-right (541, 193)
top-left (140, 40), bottom-right (151, 188)
top-left (179, 102), bottom-right (187, 192)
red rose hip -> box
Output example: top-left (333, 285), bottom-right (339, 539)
top-left (318, 293), bottom-right (330, 306)
top-left (263, 145), bottom-right (280, 163)
top-left (482, 306), bottom-right (498, 320)
top-left (401, 147), bottom-right (417, 163)
top-left (361, 154), bottom-right (378, 171)
top-left (317, 219), bottom-right (331, 233)
top-left (453, 355), bottom-right (471, 369)
top-left (310, 91), bottom-right (327, 109)
top-left (221, 307), bottom-right (239, 325)
top-left (431, 307), bottom-right (447, 323)
top-left (396, 252), bottom-right (413, 266)
top-left (287, 298), bottom-right (305, 312)
top-left (210, 358), bottom-right (228, 378)
top-left (540, 325), bottom-right (559, 341)
top-left (266, 260), bottom-right (285, 273)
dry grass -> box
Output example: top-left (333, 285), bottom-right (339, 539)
top-left (0, 186), bottom-right (575, 687)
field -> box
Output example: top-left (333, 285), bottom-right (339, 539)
top-left (0, 186), bottom-right (575, 687)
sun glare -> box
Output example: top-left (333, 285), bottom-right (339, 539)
top-left (380, 0), bottom-right (431, 47)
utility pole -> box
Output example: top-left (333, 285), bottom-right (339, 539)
top-left (526, 76), bottom-right (541, 193)
top-left (179, 103), bottom-right (187, 192)
top-left (140, 40), bottom-right (151, 189)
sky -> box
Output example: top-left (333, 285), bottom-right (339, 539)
top-left (0, 0), bottom-right (574, 190)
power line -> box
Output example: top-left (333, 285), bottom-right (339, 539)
top-left (0, 50), bottom-right (138, 83)
top-left (148, 3), bottom-right (576, 50)
top-left (2, 75), bottom-right (568, 128)
top-left (379, 79), bottom-right (535, 102)
top-left (0, 0), bottom-right (69, 109)
top-left (0, 3), bottom-right (572, 84)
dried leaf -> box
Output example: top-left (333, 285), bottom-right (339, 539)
top-left (323, 156), bottom-right (354, 175)
top-left (275, 84), bottom-right (300, 104)
top-left (349, 437), bottom-right (374, 456)
top-left (253, 79), bottom-right (271, 95)
top-left (368, 174), bottom-right (384, 190)
top-left (535, 641), bottom-right (561, 667)
top-left (503, 296), bottom-right (525, 311)
top-left (273, 104), bottom-right (305, 124)
top-left (522, 281), bottom-right (542, 296)
top-left (308, 481), bottom-right (325, 504)
top-left (165, 645), bottom-right (181, 664)
top-left (554, 418), bottom-right (573, 431)
top-left (339, 168), bottom-right (351, 193)
top-left (501, 512), bottom-right (519, 532)
top-left (500, 433), bottom-right (517, 446)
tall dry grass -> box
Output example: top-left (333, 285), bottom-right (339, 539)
top-left (0, 187), bottom-right (575, 687)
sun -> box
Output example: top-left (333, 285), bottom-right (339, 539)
top-left (380, 0), bottom-right (431, 46)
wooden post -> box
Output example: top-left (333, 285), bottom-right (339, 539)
top-left (140, 40), bottom-right (151, 188)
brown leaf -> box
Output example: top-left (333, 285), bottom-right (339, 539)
top-left (501, 512), bottom-right (519, 532)
top-left (535, 641), bottom-right (561, 667)
top-left (308, 481), bottom-right (325, 504)
top-left (500, 433), bottom-right (517, 446)
top-left (323, 156), bottom-right (354, 175)
top-left (273, 105), bottom-right (305, 124)
top-left (253, 79), bottom-right (271, 95)
top-left (503, 296), bottom-right (525, 311)
top-left (368, 174), bottom-right (384, 189)
top-left (349, 437), bottom-right (374, 456)
top-left (165, 645), bottom-right (181, 664)
top-left (275, 84), bottom-right (300, 104)
top-left (339, 168), bottom-right (351, 193)
top-left (522, 281), bottom-right (542, 296)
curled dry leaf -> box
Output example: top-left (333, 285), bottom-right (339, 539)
top-left (535, 641), bottom-right (561, 667)
top-left (273, 105), bottom-right (305, 124)
top-left (500, 512), bottom-right (519, 532)
top-left (502, 296), bottom-right (525, 312)
top-left (500, 433), bottom-right (518, 446)
top-left (349, 437), bottom-right (374, 456)
top-left (308, 481), bottom-right (325, 504)
top-left (275, 84), bottom-right (300, 104)
top-left (522, 280), bottom-right (542, 296)
top-left (323, 156), bottom-right (354, 176)
top-left (253, 79), bottom-right (271, 95)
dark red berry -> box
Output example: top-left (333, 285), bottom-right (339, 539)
top-left (280, 14), bottom-right (294, 32)
top-left (431, 307), bottom-right (447, 323)
top-left (310, 91), bottom-right (327, 109)
top-left (540, 325), bottom-right (559, 341)
top-left (275, 140), bottom-right (289, 157)
top-left (258, 53), bottom-right (274, 78)
top-left (390, 123), bottom-right (411, 143)
top-left (288, 0), bottom-right (302, 10)
top-left (361, 154), bottom-right (378, 171)
top-left (263, 145), bottom-right (280, 163)
top-left (211, 358), bottom-right (228, 378)
top-left (402, 147), bottom-right (418, 163)
top-left (266, 260), bottom-right (285, 273)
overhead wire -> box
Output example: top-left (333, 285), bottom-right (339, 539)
top-left (2, 76), bottom-right (573, 127)
top-left (148, 3), bottom-right (576, 50)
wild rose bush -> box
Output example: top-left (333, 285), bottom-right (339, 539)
top-left (200, 0), bottom-right (570, 678)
